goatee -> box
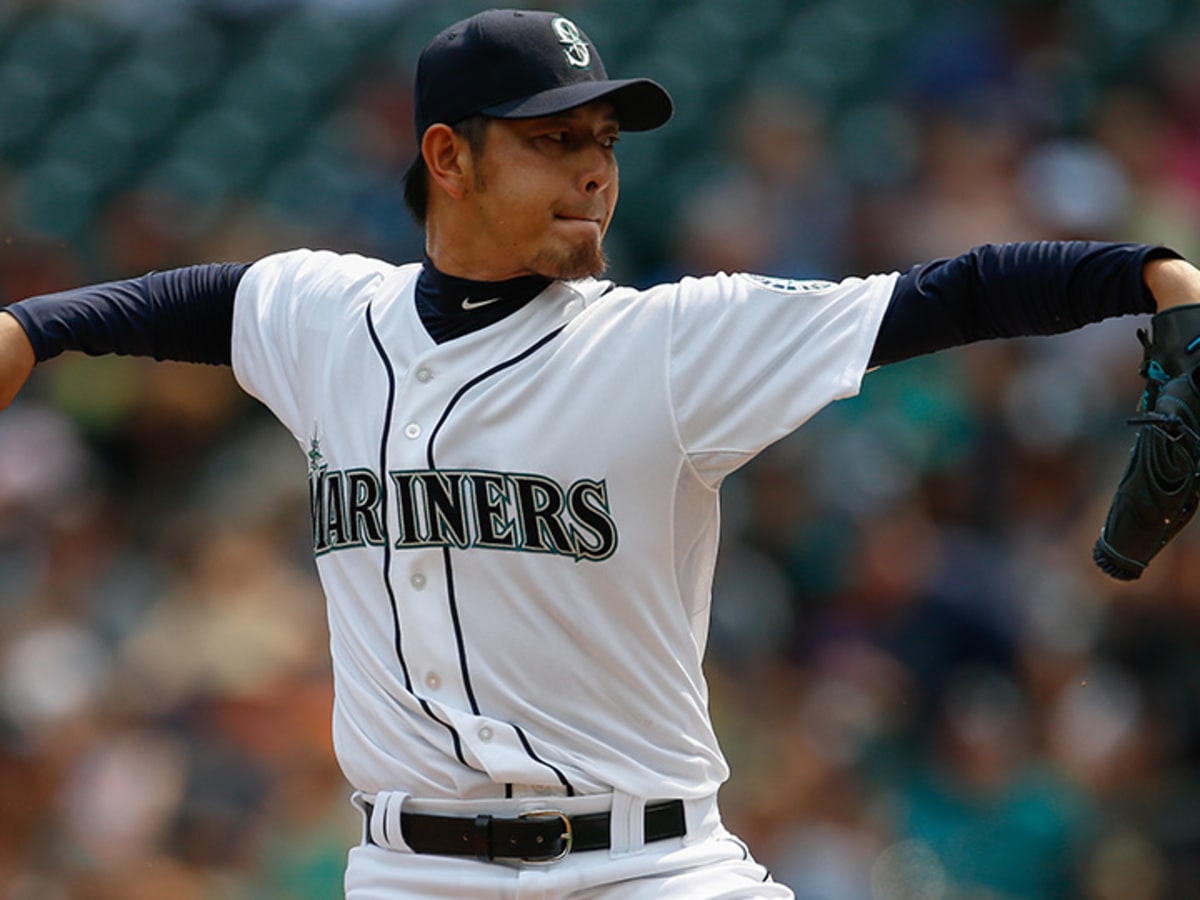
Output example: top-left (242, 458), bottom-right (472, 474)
top-left (532, 241), bottom-right (608, 281)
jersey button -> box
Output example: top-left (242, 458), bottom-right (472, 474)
top-left (425, 672), bottom-right (441, 690)
top-left (478, 726), bottom-right (493, 742)
top-left (410, 573), bottom-right (426, 590)
top-left (416, 367), bottom-right (433, 383)
top-left (404, 423), bottom-right (421, 439)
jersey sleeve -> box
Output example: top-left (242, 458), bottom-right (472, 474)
top-left (231, 248), bottom-right (394, 440)
top-left (668, 271), bottom-right (896, 483)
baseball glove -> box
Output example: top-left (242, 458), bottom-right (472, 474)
top-left (1094, 304), bottom-right (1200, 580)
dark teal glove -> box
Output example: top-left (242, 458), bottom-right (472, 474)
top-left (1094, 304), bottom-right (1200, 579)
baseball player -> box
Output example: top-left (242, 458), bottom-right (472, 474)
top-left (1, 8), bottom-right (1200, 898)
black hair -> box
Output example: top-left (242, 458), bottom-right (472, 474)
top-left (403, 115), bottom-right (492, 226)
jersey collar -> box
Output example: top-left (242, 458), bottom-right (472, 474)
top-left (415, 257), bottom-right (552, 344)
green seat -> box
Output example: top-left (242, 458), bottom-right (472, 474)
top-left (257, 9), bottom-right (377, 92)
top-left (0, 62), bottom-right (55, 158)
top-left (11, 158), bottom-right (100, 239)
top-left (259, 145), bottom-right (361, 227)
top-left (685, 0), bottom-right (791, 48)
top-left (151, 107), bottom-right (270, 201)
top-left (216, 57), bottom-right (317, 142)
top-left (89, 56), bottom-right (189, 145)
top-left (128, 14), bottom-right (228, 97)
top-left (39, 107), bottom-right (140, 192)
top-left (0, 12), bottom-right (116, 99)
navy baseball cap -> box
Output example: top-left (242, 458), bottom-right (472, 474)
top-left (414, 8), bottom-right (673, 138)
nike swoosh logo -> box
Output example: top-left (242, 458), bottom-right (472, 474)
top-left (461, 296), bottom-right (503, 311)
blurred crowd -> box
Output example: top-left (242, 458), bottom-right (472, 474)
top-left (2, 0), bottom-right (1200, 897)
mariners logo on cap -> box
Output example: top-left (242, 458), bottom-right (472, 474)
top-left (552, 17), bottom-right (590, 69)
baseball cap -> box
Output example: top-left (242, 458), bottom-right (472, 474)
top-left (414, 8), bottom-right (673, 138)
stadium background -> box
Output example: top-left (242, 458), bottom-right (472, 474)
top-left (1, 0), bottom-right (1200, 896)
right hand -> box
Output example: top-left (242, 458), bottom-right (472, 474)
top-left (0, 311), bottom-right (36, 412)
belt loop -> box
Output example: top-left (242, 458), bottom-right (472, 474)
top-left (371, 790), bottom-right (412, 852)
top-left (682, 794), bottom-right (718, 846)
top-left (608, 790), bottom-right (645, 857)
top-left (474, 814), bottom-right (493, 860)
top-left (350, 791), bottom-right (371, 846)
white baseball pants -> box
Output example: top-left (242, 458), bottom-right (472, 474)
top-left (344, 790), bottom-right (794, 899)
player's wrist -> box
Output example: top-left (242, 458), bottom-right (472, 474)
top-left (0, 310), bottom-right (36, 412)
top-left (1145, 257), bottom-right (1200, 312)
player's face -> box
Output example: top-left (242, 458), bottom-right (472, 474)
top-left (467, 100), bottom-right (620, 281)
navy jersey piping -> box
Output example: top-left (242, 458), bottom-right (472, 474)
top-left (365, 303), bottom-right (468, 766)
top-left (513, 723), bottom-right (576, 796)
top-left (425, 323), bottom-right (573, 792)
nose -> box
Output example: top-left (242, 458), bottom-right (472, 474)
top-left (579, 142), bottom-right (615, 196)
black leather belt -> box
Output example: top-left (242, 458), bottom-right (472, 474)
top-left (364, 798), bottom-right (686, 862)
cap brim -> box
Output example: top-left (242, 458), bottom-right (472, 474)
top-left (480, 78), bottom-right (673, 132)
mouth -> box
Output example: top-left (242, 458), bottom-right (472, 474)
top-left (554, 215), bottom-right (604, 238)
top-left (555, 212), bottom-right (604, 226)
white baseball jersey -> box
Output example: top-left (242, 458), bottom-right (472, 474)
top-left (230, 250), bottom-right (895, 804)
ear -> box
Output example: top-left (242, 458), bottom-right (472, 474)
top-left (422, 124), bottom-right (474, 201)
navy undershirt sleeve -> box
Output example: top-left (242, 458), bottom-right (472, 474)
top-left (5, 262), bottom-right (250, 366)
top-left (869, 241), bottom-right (1182, 368)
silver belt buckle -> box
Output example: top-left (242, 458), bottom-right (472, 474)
top-left (517, 809), bottom-right (573, 863)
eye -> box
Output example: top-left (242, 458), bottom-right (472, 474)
top-left (542, 131), bottom-right (568, 144)
top-left (600, 134), bottom-right (620, 149)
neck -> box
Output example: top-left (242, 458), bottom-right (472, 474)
top-left (425, 225), bottom-right (534, 281)
top-left (421, 255), bottom-right (550, 296)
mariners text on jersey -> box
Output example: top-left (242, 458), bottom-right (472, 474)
top-left (309, 458), bottom-right (619, 562)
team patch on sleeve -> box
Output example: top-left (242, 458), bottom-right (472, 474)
top-left (740, 273), bottom-right (837, 294)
